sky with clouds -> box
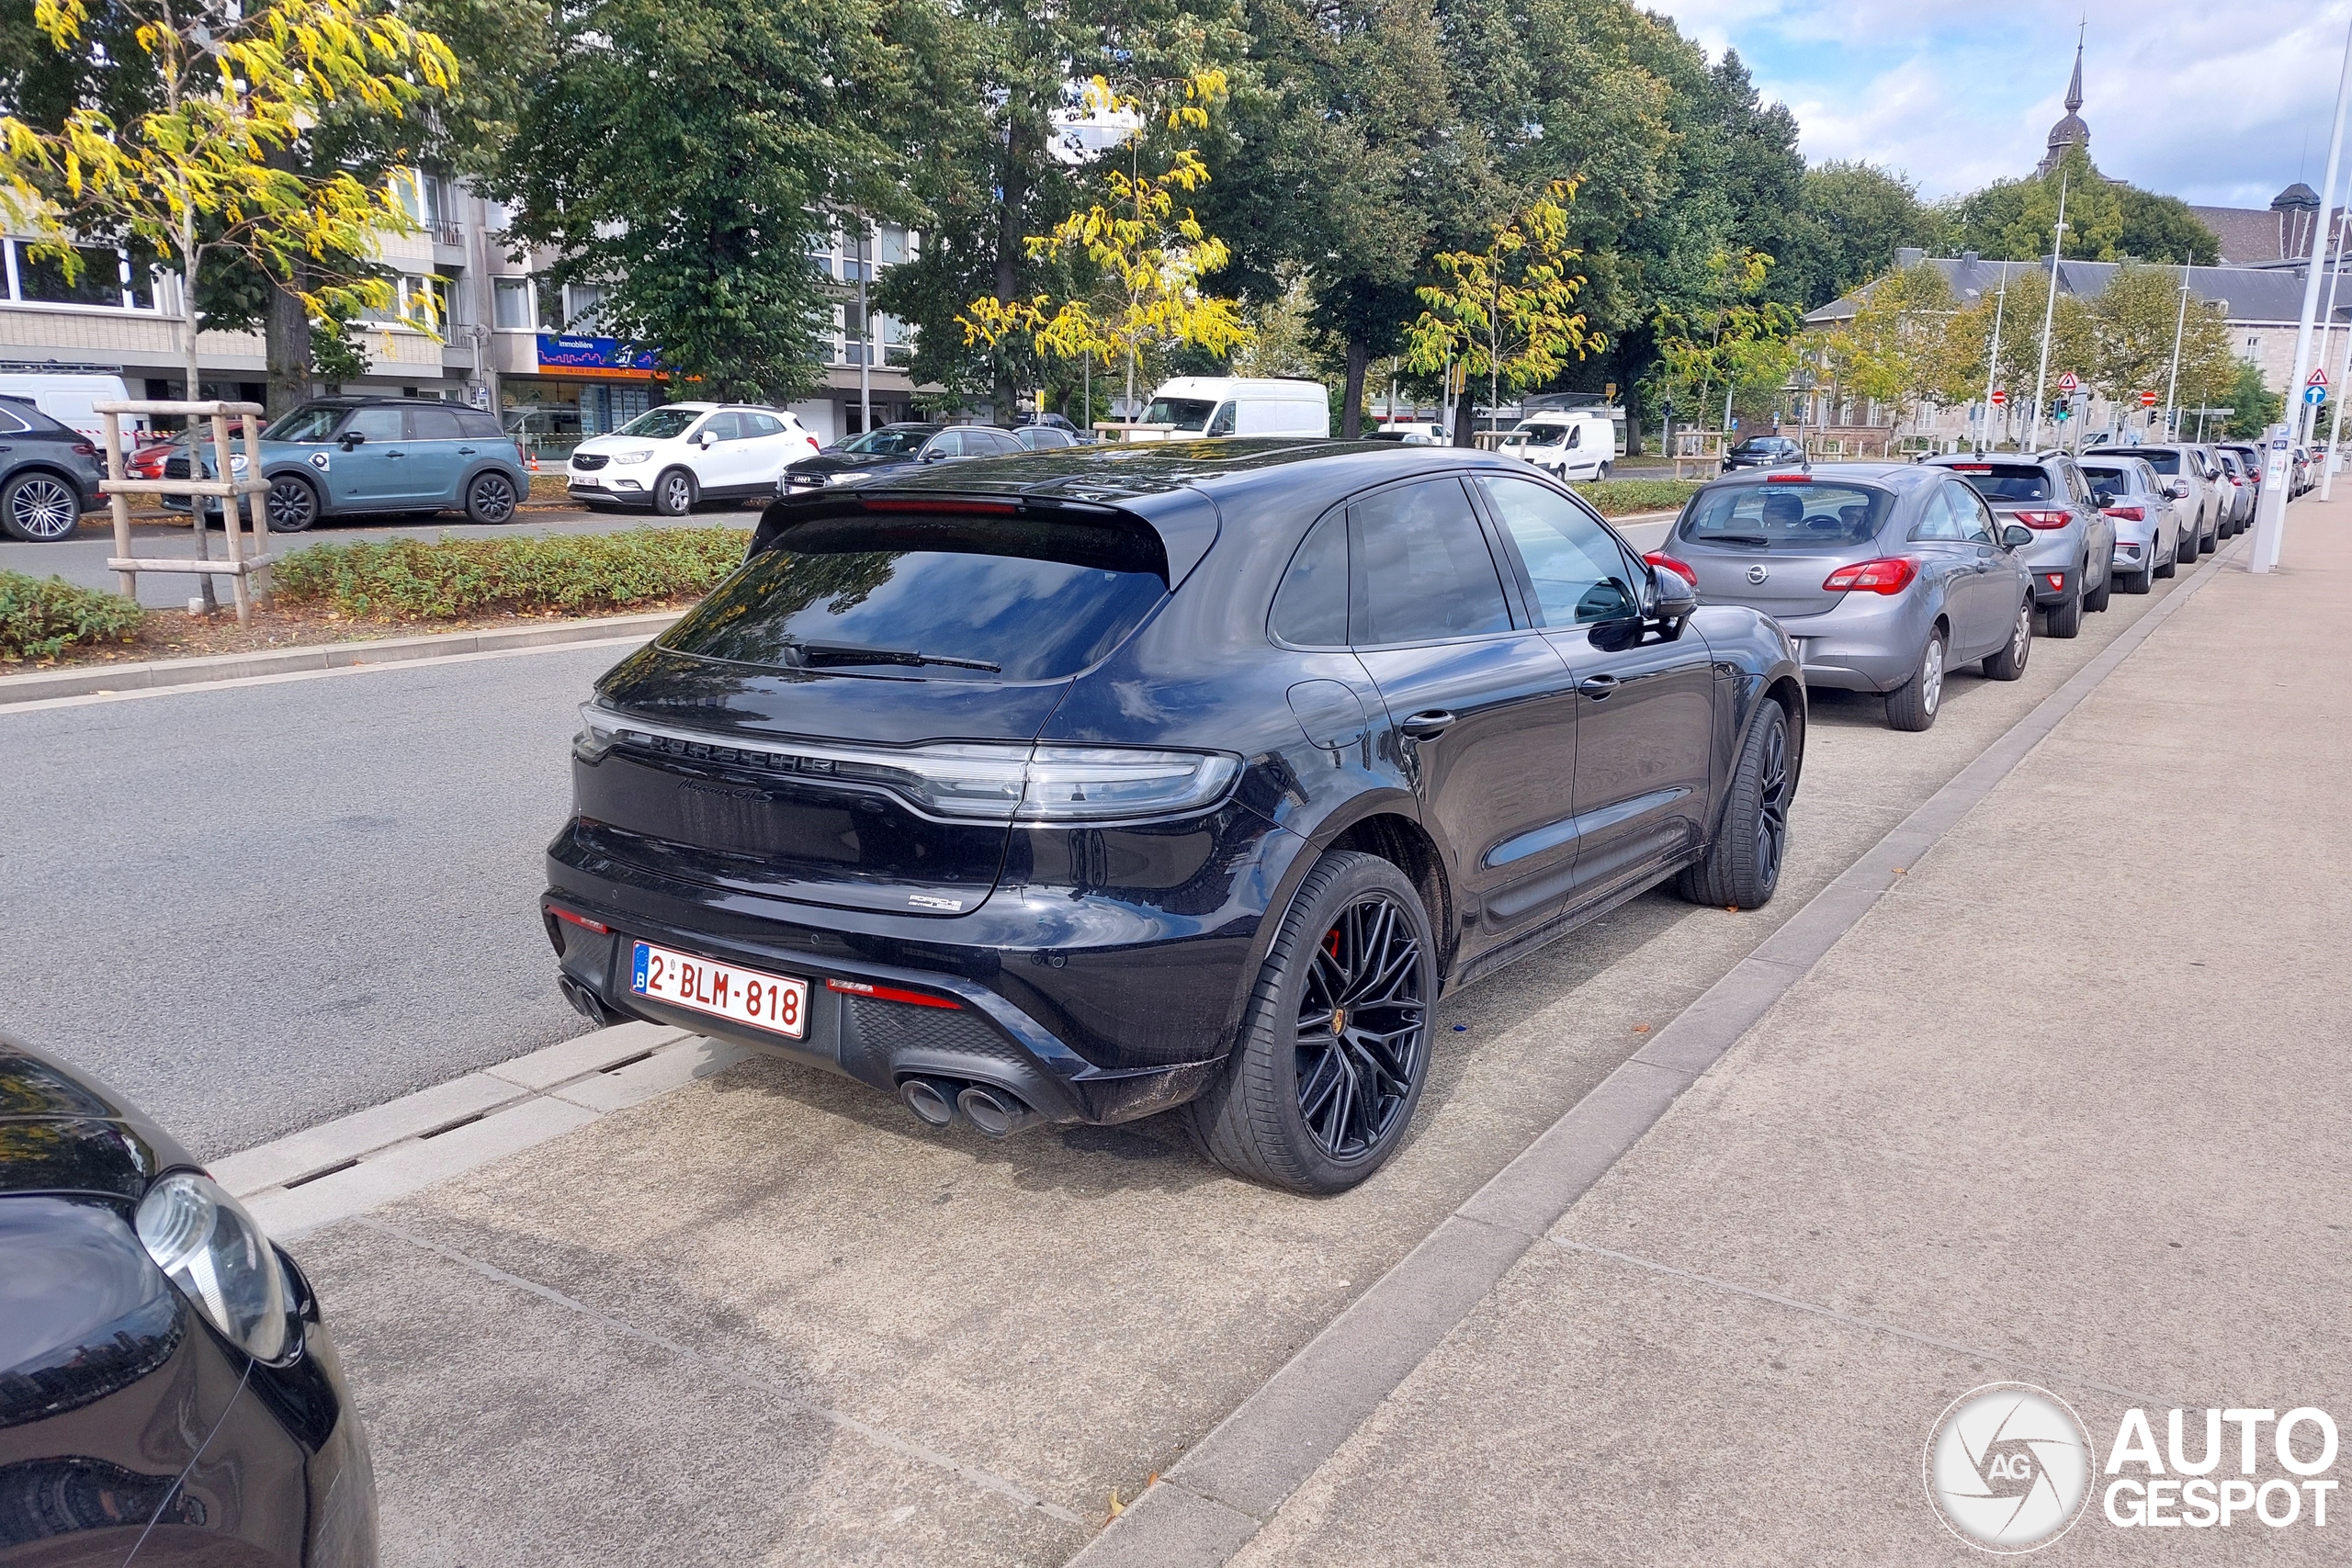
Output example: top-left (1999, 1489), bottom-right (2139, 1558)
top-left (1649, 1), bottom-right (2352, 209)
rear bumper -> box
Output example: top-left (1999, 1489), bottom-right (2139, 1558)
top-left (2028, 568), bottom-right (2075, 605)
top-left (1772, 594), bottom-right (1933, 694)
top-left (540, 813), bottom-right (1295, 1125)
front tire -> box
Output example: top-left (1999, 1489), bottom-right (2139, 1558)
top-left (1677, 697), bottom-right (1793, 909)
top-left (0, 471), bottom-right (82, 541)
top-left (1182, 851), bottom-right (1435, 1195)
top-left (464, 469), bottom-right (519, 525)
top-left (1981, 600), bottom-right (2032, 680)
top-left (653, 467), bottom-right (697, 517)
top-left (1885, 626), bottom-right (1946, 731)
top-left (263, 474), bottom-right (319, 534)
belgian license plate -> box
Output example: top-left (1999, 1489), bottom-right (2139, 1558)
top-left (629, 941), bottom-right (806, 1039)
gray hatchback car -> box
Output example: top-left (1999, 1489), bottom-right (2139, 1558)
top-left (1922, 451), bottom-right (2115, 637)
top-left (1660, 466), bottom-right (2034, 731)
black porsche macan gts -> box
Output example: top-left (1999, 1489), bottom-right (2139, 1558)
top-left (543, 440), bottom-right (1804, 1193)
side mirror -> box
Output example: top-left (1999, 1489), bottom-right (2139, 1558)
top-left (339, 431), bottom-right (365, 449)
top-left (1648, 564), bottom-right (1699, 622)
top-left (921, 446), bottom-right (947, 461)
top-left (2092, 489), bottom-right (2114, 509)
top-left (697, 430), bottom-right (717, 448)
top-left (2001, 524), bottom-right (2033, 550)
top-left (2165, 480), bottom-right (2189, 500)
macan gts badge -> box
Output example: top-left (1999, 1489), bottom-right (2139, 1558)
top-left (542, 439), bottom-right (1805, 1193)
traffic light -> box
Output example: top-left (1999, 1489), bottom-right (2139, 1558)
top-left (2050, 399), bottom-right (2071, 423)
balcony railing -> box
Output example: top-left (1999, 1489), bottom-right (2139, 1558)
top-left (431, 220), bottom-right (465, 249)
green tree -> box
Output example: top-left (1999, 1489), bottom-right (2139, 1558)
top-left (1778, 161), bottom-right (1942, 309)
top-left (491, 0), bottom-right (933, 402)
top-left (1649, 249), bottom-right (1801, 429)
top-left (2085, 264), bottom-right (2232, 411)
top-left (2217, 357), bottom-right (2281, 438)
top-left (1824, 259), bottom-right (1973, 432)
top-left (1946, 147), bottom-right (2217, 265)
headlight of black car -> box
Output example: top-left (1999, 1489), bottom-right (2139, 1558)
top-left (136, 1171), bottom-right (292, 1363)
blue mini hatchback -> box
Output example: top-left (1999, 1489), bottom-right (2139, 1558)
top-left (169, 397), bottom-right (529, 533)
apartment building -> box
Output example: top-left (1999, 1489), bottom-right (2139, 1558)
top-left (0, 172), bottom-right (922, 457)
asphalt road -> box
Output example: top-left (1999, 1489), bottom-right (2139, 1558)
top-left (12, 505), bottom-right (757, 608)
top-left (0, 514), bottom-right (1677, 1162)
top-left (0, 640), bottom-right (623, 1157)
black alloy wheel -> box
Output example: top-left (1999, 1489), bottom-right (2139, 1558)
top-left (465, 470), bottom-right (518, 525)
top-left (264, 474), bottom-right (319, 533)
top-left (1184, 851), bottom-right (1436, 1194)
top-left (1, 472), bottom-right (80, 541)
top-left (1293, 893), bottom-right (1428, 1161)
top-left (1678, 698), bottom-right (1793, 909)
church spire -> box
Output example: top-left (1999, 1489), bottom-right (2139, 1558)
top-left (2064, 23), bottom-right (2085, 115)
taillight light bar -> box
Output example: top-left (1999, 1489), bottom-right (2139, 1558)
top-left (826, 976), bottom-right (962, 1010)
top-left (2103, 505), bottom-right (2145, 522)
top-left (2012, 509), bottom-right (2072, 529)
top-left (1644, 551), bottom-right (1698, 586)
top-left (861, 496), bottom-right (1018, 514)
top-left (546, 904), bottom-right (609, 934)
top-left (1764, 473), bottom-right (1811, 483)
top-left (1822, 557), bottom-right (1919, 594)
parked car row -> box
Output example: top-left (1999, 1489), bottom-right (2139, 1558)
top-left (1652, 438), bottom-right (2253, 733)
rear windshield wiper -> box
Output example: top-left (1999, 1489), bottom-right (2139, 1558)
top-left (786, 640), bottom-right (1002, 673)
top-left (1699, 533), bottom-right (1771, 546)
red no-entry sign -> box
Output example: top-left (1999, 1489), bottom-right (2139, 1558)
top-left (1989, 389), bottom-right (2007, 406)
top-left (2140, 390), bottom-right (2158, 407)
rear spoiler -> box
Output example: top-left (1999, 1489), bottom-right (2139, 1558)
top-left (750, 484), bottom-right (1225, 590)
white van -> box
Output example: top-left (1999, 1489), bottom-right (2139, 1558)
top-left (1134, 377), bottom-right (1329, 441)
top-left (0, 370), bottom-right (143, 445)
top-left (1499, 410), bottom-right (1617, 480)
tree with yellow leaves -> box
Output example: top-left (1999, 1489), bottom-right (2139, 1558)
top-left (1403, 180), bottom-right (1601, 446)
top-left (959, 73), bottom-right (1251, 423)
top-left (0, 0), bottom-right (458, 411)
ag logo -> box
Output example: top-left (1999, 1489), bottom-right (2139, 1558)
top-left (1926, 1382), bottom-right (2092, 1552)
top-left (1746, 563), bottom-right (1770, 584)
top-left (308, 450), bottom-right (331, 472)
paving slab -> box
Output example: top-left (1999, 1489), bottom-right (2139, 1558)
top-left (1193, 505), bottom-right (2352, 1562)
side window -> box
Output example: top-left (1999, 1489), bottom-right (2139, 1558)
top-left (0, 407), bottom-right (27, 434)
top-left (455, 409), bottom-right (504, 439)
top-left (748, 412), bottom-right (785, 438)
top-left (1205, 402), bottom-right (1236, 437)
top-left (981, 428), bottom-right (1023, 455)
top-left (345, 407), bottom-right (403, 442)
top-left (1349, 478), bottom-right (1514, 644)
top-left (1565, 424), bottom-right (1581, 449)
top-left (1960, 487), bottom-right (1997, 542)
top-left (926, 430), bottom-right (965, 458)
top-left (408, 405), bottom-right (464, 440)
top-left (699, 412), bottom-right (743, 443)
top-left (1475, 475), bottom-right (1640, 626)
top-left (1909, 485), bottom-right (1969, 542)
top-left (1271, 512), bottom-right (1349, 648)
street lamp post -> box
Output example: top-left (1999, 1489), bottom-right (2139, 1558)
top-left (2254, 14), bottom-right (2352, 572)
top-left (2160, 265), bottom-right (2190, 443)
top-left (2301, 210), bottom-right (2349, 447)
top-left (2027, 175), bottom-right (2070, 452)
top-left (1981, 264), bottom-right (2008, 453)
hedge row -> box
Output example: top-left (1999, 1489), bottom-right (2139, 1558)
top-left (274, 528), bottom-right (753, 620)
top-left (1576, 478), bottom-right (1705, 517)
top-left (0, 571), bottom-right (144, 661)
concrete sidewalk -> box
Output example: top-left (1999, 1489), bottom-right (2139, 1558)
top-left (1112, 502), bottom-right (2352, 1563)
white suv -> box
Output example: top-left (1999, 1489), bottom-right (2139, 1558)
top-left (567, 402), bottom-right (820, 514)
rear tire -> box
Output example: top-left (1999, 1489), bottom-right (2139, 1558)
top-left (2121, 565), bottom-right (2151, 594)
top-left (464, 469), bottom-right (519, 525)
top-left (0, 471), bottom-right (82, 541)
top-left (2044, 581), bottom-right (2083, 638)
top-left (1980, 600), bottom-right (2032, 681)
top-left (653, 467), bottom-right (697, 517)
top-left (1884, 627), bottom-right (1946, 731)
top-left (2154, 544), bottom-right (2177, 580)
top-left (2199, 525), bottom-right (2217, 558)
top-left (2082, 559), bottom-right (2111, 612)
top-left (2175, 530), bottom-right (2197, 568)
top-left (1676, 698), bottom-right (1792, 909)
top-left (1182, 851), bottom-right (1435, 1196)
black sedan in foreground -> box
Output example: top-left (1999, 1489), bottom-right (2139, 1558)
top-left (544, 440), bottom-right (1804, 1194)
top-left (778, 422), bottom-right (1027, 494)
top-left (0, 1031), bottom-right (375, 1565)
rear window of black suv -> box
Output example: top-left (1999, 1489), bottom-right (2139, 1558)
top-left (661, 508), bottom-right (1170, 682)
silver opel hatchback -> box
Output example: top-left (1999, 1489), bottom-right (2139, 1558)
top-left (1658, 465), bottom-right (2035, 731)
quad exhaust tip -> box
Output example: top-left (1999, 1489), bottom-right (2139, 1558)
top-left (956, 1083), bottom-right (1037, 1139)
top-left (899, 1077), bottom-right (958, 1129)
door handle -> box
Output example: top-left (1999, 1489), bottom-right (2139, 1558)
top-left (458, 446), bottom-right (477, 455)
top-left (385, 450), bottom-right (405, 459)
top-left (1400, 710), bottom-right (1455, 739)
top-left (1577, 675), bottom-right (1620, 698)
